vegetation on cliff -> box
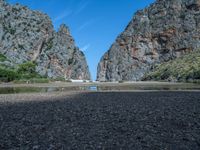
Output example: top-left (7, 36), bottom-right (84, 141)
top-left (0, 0), bottom-right (90, 80)
top-left (97, 0), bottom-right (200, 82)
top-left (0, 59), bottom-right (48, 83)
top-left (144, 50), bottom-right (200, 83)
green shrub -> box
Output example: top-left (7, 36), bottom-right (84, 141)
top-left (145, 50), bottom-right (200, 82)
top-left (68, 58), bottom-right (73, 65)
top-left (19, 73), bottom-right (40, 79)
top-left (17, 61), bottom-right (36, 74)
top-left (0, 53), bottom-right (7, 62)
top-left (10, 28), bottom-right (16, 35)
top-left (3, 23), bottom-right (15, 35)
top-left (0, 61), bottom-right (50, 82)
top-left (0, 67), bottom-right (19, 82)
top-left (31, 78), bottom-right (49, 83)
top-left (14, 78), bottom-right (49, 84)
top-left (17, 61), bottom-right (42, 80)
top-left (46, 39), bottom-right (54, 50)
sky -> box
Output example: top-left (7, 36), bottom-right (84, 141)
top-left (8, 0), bottom-right (155, 80)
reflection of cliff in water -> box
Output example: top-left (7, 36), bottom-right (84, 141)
top-left (1, 83), bottom-right (200, 94)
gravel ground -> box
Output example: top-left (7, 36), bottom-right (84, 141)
top-left (0, 92), bottom-right (200, 149)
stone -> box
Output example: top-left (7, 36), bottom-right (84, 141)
top-left (0, 1), bottom-right (90, 80)
top-left (97, 0), bottom-right (200, 81)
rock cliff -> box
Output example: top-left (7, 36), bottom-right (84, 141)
top-left (0, 0), bottom-right (90, 80)
top-left (97, 0), bottom-right (200, 81)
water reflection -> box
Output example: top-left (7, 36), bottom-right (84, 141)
top-left (0, 83), bottom-right (200, 94)
top-left (88, 86), bottom-right (98, 91)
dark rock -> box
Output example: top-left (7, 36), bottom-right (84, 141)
top-left (0, 92), bottom-right (200, 149)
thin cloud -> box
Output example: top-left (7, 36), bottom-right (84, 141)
top-left (77, 20), bottom-right (94, 32)
top-left (81, 44), bottom-right (91, 52)
top-left (74, 0), bottom-right (90, 15)
top-left (53, 10), bottom-right (72, 22)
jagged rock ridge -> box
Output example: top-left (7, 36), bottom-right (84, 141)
top-left (97, 0), bottom-right (200, 81)
top-left (0, 0), bottom-right (90, 80)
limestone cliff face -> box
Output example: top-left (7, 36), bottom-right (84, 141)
top-left (97, 0), bottom-right (200, 81)
top-left (0, 0), bottom-right (90, 80)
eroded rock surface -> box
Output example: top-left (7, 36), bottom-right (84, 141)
top-left (97, 0), bottom-right (200, 81)
top-left (0, 0), bottom-right (90, 80)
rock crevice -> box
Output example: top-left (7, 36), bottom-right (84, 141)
top-left (0, 0), bottom-right (90, 80)
top-left (97, 0), bottom-right (200, 81)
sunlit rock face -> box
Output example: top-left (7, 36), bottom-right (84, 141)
top-left (97, 0), bottom-right (200, 82)
top-left (0, 0), bottom-right (90, 80)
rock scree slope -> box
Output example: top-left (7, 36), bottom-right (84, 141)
top-left (97, 0), bottom-right (200, 82)
top-left (0, 0), bottom-right (90, 80)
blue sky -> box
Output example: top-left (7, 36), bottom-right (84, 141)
top-left (8, 0), bottom-right (155, 80)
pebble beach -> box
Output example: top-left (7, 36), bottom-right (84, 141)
top-left (0, 91), bottom-right (200, 149)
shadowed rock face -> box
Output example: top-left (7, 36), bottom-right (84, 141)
top-left (97, 0), bottom-right (200, 82)
top-left (0, 0), bottom-right (90, 80)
